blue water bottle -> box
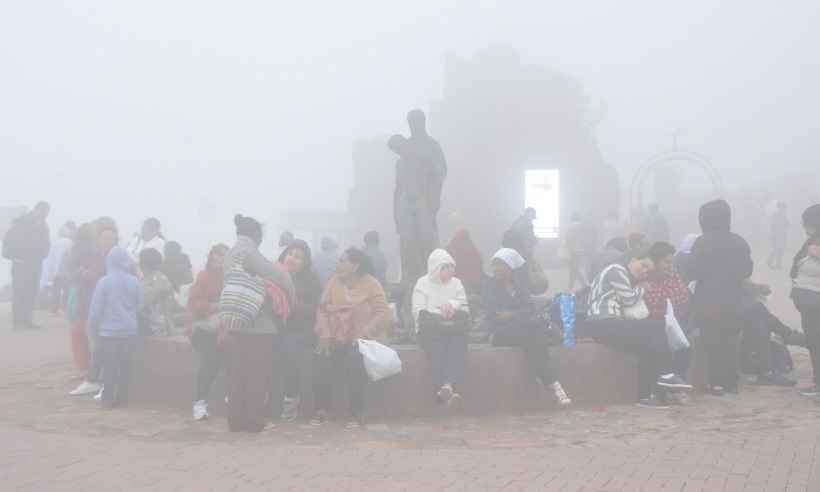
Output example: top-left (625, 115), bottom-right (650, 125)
top-left (559, 293), bottom-right (576, 347)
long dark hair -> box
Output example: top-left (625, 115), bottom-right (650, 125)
top-left (792, 204), bottom-right (820, 279)
top-left (342, 247), bottom-right (374, 277)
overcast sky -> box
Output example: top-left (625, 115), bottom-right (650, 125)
top-left (2, 1), bottom-right (818, 247)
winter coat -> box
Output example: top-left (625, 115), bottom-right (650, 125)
top-left (87, 247), bottom-right (143, 338)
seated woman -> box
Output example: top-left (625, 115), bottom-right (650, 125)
top-left (646, 242), bottom-right (691, 378)
top-left (139, 248), bottom-right (175, 336)
top-left (312, 248), bottom-right (391, 428)
top-left (277, 239), bottom-right (322, 422)
top-left (187, 244), bottom-right (229, 421)
top-left (482, 248), bottom-right (571, 407)
top-left (586, 248), bottom-right (692, 408)
top-left (413, 249), bottom-right (470, 407)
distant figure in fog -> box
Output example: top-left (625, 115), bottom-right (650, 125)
top-left (768, 201), bottom-right (790, 270)
top-left (162, 241), bottom-right (193, 292)
top-left (314, 237), bottom-right (340, 288)
top-left (566, 214), bottom-right (597, 290)
top-left (2, 201), bottom-right (50, 330)
top-left (446, 229), bottom-right (484, 294)
top-left (41, 220), bottom-right (77, 313)
top-left (690, 200), bottom-right (753, 395)
top-left (139, 248), bottom-right (175, 336)
top-left (278, 231), bottom-right (295, 258)
top-left (645, 204), bottom-right (670, 243)
top-left (509, 208), bottom-right (538, 262)
top-left (589, 236), bottom-right (628, 282)
top-left (362, 230), bottom-right (388, 286)
top-left (127, 218), bottom-right (165, 266)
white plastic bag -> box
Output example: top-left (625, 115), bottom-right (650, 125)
top-left (358, 339), bottom-right (402, 382)
top-left (665, 299), bottom-right (690, 352)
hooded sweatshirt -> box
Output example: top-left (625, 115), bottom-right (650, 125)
top-left (412, 249), bottom-right (469, 326)
top-left (87, 247), bottom-right (144, 338)
top-left (278, 240), bottom-right (322, 335)
top-left (446, 230), bottom-right (484, 292)
top-left (690, 200), bottom-right (753, 319)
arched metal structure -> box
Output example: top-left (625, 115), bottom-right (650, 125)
top-left (630, 149), bottom-right (724, 215)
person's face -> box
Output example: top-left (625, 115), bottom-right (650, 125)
top-left (336, 254), bottom-right (357, 276)
top-left (492, 259), bottom-right (512, 281)
top-left (98, 230), bottom-right (118, 255)
top-left (209, 247), bottom-right (227, 271)
top-left (284, 248), bottom-right (307, 274)
top-left (142, 222), bottom-right (159, 239)
top-left (628, 258), bottom-right (655, 281)
top-left (658, 255), bottom-right (675, 276)
top-left (439, 264), bottom-right (455, 283)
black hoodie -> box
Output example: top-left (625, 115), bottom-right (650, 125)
top-left (690, 200), bottom-right (754, 319)
top-left (278, 240), bottom-right (321, 338)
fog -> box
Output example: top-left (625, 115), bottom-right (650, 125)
top-left (2, 1), bottom-right (819, 262)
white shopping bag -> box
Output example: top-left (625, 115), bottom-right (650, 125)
top-left (665, 299), bottom-right (690, 352)
top-left (358, 339), bottom-right (403, 382)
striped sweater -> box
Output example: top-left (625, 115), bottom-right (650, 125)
top-left (587, 264), bottom-right (644, 319)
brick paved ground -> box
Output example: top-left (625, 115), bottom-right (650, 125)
top-left (2, 304), bottom-right (820, 491)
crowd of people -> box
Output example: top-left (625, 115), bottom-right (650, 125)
top-left (3, 198), bottom-right (820, 430)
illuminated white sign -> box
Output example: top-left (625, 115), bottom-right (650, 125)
top-left (525, 169), bottom-right (560, 239)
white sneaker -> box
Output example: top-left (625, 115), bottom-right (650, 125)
top-left (69, 381), bottom-right (101, 396)
top-left (193, 400), bottom-right (209, 421)
top-left (552, 381), bottom-right (572, 407)
top-left (93, 386), bottom-right (104, 402)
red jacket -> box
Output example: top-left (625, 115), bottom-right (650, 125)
top-left (187, 269), bottom-right (224, 320)
top-left (645, 271), bottom-right (690, 321)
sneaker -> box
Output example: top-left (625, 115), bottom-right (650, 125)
top-left (637, 395), bottom-right (670, 409)
top-left (798, 384), bottom-right (819, 397)
top-left (755, 372), bottom-right (796, 387)
top-left (280, 396), bottom-right (299, 422)
top-left (658, 374), bottom-right (693, 390)
top-left (93, 386), bottom-right (104, 402)
top-left (437, 384), bottom-right (454, 403)
top-left (446, 392), bottom-right (463, 409)
top-left (193, 400), bottom-right (209, 421)
top-left (69, 381), bottom-right (101, 396)
top-left (551, 381), bottom-right (572, 407)
top-left (310, 411), bottom-right (328, 427)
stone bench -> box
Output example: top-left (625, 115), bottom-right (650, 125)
top-left (129, 337), bottom-right (639, 419)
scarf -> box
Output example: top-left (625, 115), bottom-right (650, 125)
top-left (492, 248), bottom-right (526, 270)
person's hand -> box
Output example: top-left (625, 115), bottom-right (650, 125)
top-left (809, 245), bottom-right (820, 259)
top-left (439, 303), bottom-right (455, 319)
top-left (497, 311), bottom-right (514, 322)
top-left (316, 337), bottom-right (334, 356)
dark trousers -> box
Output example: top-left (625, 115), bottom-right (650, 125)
top-left (418, 323), bottom-right (468, 397)
top-left (277, 329), bottom-right (313, 399)
top-left (227, 332), bottom-right (274, 432)
top-left (798, 307), bottom-right (820, 386)
top-left (768, 240), bottom-right (786, 269)
top-left (88, 334), bottom-right (103, 384)
top-left (492, 319), bottom-right (557, 386)
top-left (99, 336), bottom-right (136, 407)
top-left (586, 318), bottom-right (672, 400)
top-left (740, 302), bottom-right (789, 376)
top-left (11, 261), bottom-right (41, 327)
top-left (699, 314), bottom-right (741, 390)
top-left (191, 330), bottom-right (225, 402)
top-left (313, 342), bottom-right (367, 419)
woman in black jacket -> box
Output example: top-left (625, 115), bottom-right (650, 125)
top-left (277, 239), bottom-right (322, 421)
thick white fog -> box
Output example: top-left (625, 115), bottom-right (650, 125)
top-left (2, 1), bottom-right (819, 263)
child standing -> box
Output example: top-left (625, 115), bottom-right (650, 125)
top-left (87, 246), bottom-right (143, 408)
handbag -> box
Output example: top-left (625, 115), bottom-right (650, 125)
top-left (358, 339), bottom-right (402, 381)
top-left (665, 299), bottom-right (690, 351)
top-left (218, 264), bottom-right (266, 332)
top-left (418, 310), bottom-right (470, 335)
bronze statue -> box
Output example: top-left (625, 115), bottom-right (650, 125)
top-left (389, 109), bottom-right (447, 285)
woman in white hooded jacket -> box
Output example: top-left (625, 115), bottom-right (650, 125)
top-left (413, 249), bottom-right (470, 407)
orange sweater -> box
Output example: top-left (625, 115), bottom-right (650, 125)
top-left (315, 274), bottom-right (391, 343)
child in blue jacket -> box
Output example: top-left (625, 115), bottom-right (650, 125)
top-left (88, 246), bottom-right (143, 408)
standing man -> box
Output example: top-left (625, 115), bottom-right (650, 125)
top-left (768, 201), bottom-right (789, 270)
top-left (509, 208), bottom-right (538, 263)
top-left (2, 202), bottom-right (51, 330)
top-left (126, 218), bottom-right (165, 266)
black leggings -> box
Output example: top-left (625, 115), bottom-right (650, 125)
top-left (418, 323), bottom-right (468, 398)
top-left (313, 342), bottom-right (367, 419)
top-left (99, 337), bottom-right (136, 407)
top-left (798, 306), bottom-right (820, 386)
top-left (277, 329), bottom-right (314, 400)
top-left (698, 314), bottom-right (741, 390)
top-left (492, 319), bottom-right (556, 386)
top-left (191, 330), bottom-right (226, 402)
top-left (585, 318), bottom-right (672, 400)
